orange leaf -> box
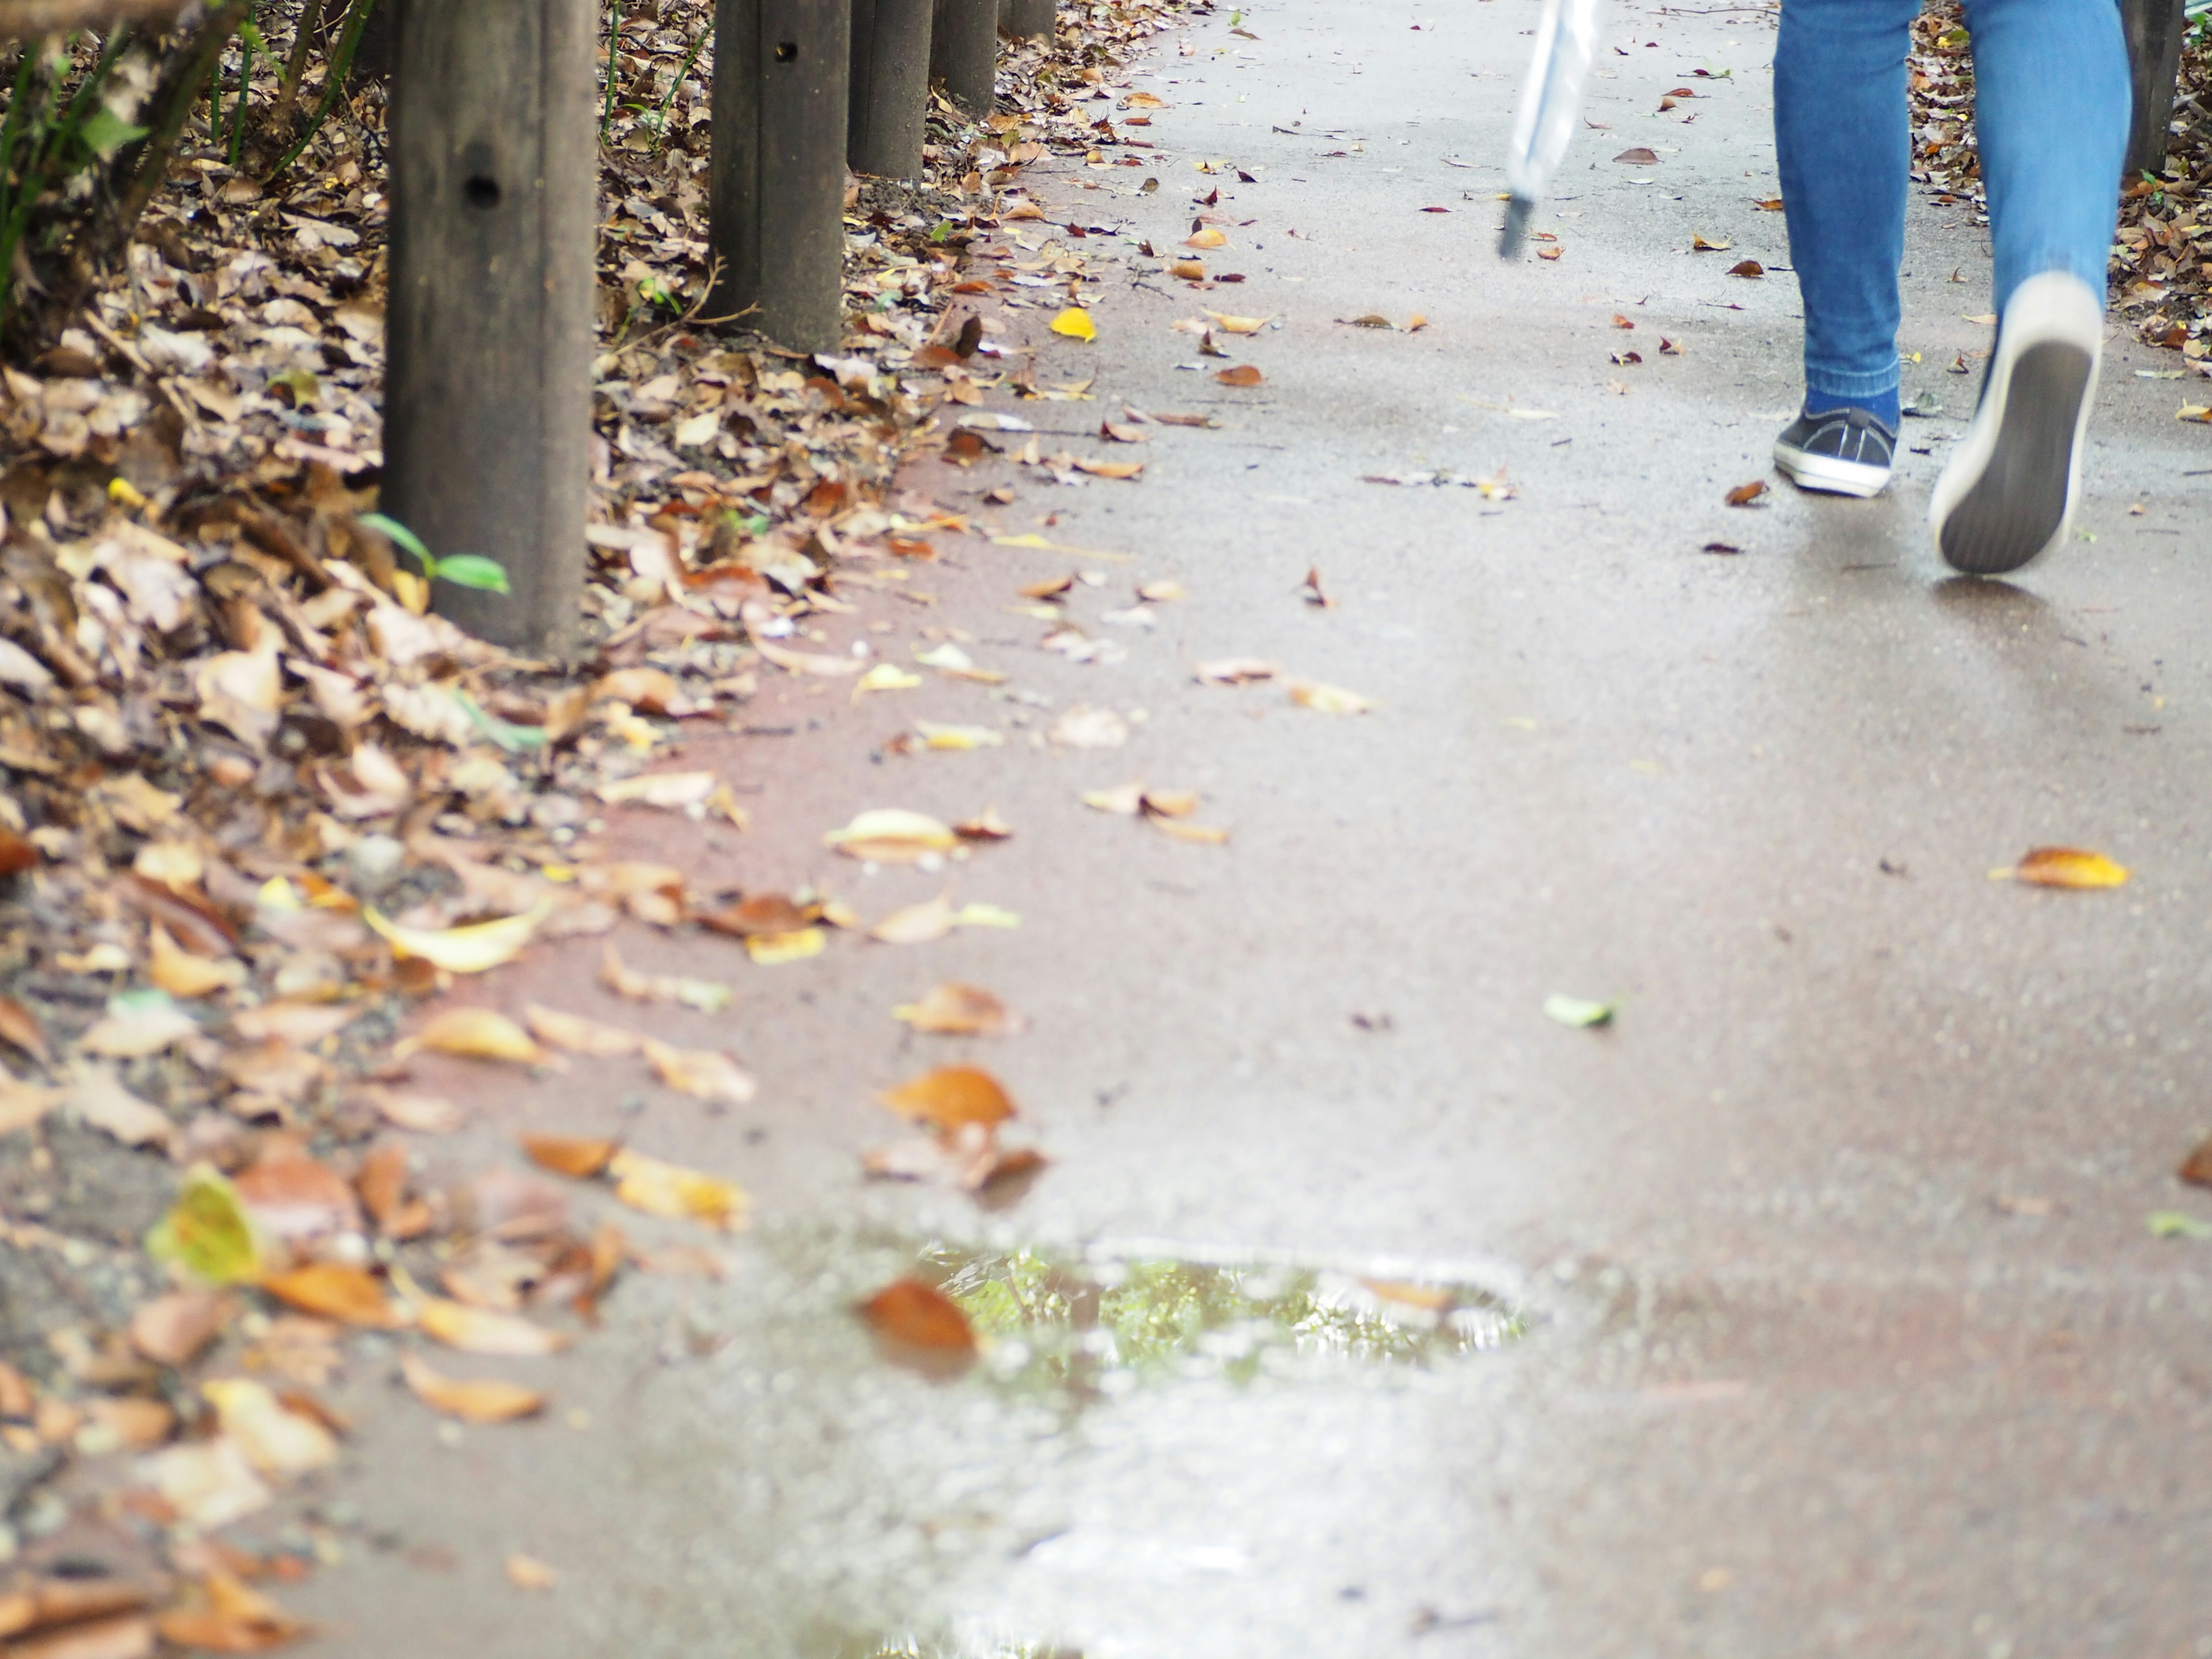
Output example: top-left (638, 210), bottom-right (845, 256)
top-left (2010, 847), bottom-right (2129, 889)
top-left (399, 1350), bottom-right (545, 1423)
top-left (397, 1007), bottom-right (544, 1067)
top-left (521, 1134), bottom-right (619, 1180)
top-left (258, 1264), bottom-right (402, 1329)
top-left (859, 1278), bottom-right (976, 1351)
top-left (892, 983), bottom-right (1017, 1037)
top-left (416, 1299), bottom-right (570, 1357)
top-left (1724, 479), bottom-right (1768, 506)
top-left (607, 1149), bottom-right (748, 1230)
top-left (878, 1066), bottom-right (1016, 1135)
top-left (522, 1004), bottom-right (639, 1058)
top-left (1214, 364), bottom-right (1263, 387)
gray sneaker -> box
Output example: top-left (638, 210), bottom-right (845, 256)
top-left (1929, 271), bottom-right (2103, 577)
top-left (1773, 406), bottom-right (1896, 498)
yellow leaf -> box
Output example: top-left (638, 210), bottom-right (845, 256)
top-left (396, 1007), bottom-right (545, 1067)
top-left (200, 1378), bottom-right (339, 1478)
top-left (505, 1554), bottom-right (558, 1591)
top-left (416, 1298), bottom-right (570, 1357)
top-left (853, 663), bottom-right (923, 699)
top-left (641, 1038), bottom-right (759, 1107)
top-left (400, 1350), bottom-right (545, 1423)
top-left (147, 1164), bottom-right (265, 1287)
top-left (363, 901), bottom-right (550, 974)
top-left (915, 722), bottom-right (1006, 750)
top-left (823, 808), bottom-right (959, 862)
top-left (596, 771), bottom-right (722, 806)
top-left (879, 1065), bottom-right (1016, 1135)
top-left (607, 1149), bottom-right (748, 1229)
top-left (522, 1003), bottom-right (639, 1058)
top-left (892, 983), bottom-right (1017, 1036)
top-left (1205, 310), bottom-right (1270, 335)
top-left (1184, 228), bottom-right (1229, 249)
top-left (1050, 307), bottom-right (1097, 342)
top-left (951, 902), bottom-right (1021, 929)
top-left (745, 927), bottom-right (826, 965)
top-left (1288, 679), bottom-right (1376, 714)
top-left (2006, 847), bottom-right (2130, 889)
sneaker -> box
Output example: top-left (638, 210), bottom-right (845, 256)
top-left (1929, 271), bottom-right (2103, 576)
top-left (1773, 407), bottom-right (1896, 497)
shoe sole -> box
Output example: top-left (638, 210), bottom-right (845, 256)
top-left (1933, 341), bottom-right (2092, 575)
top-left (1773, 440), bottom-right (1891, 498)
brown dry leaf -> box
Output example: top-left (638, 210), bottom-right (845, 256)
top-left (354, 1143), bottom-right (412, 1234)
top-left (1614, 146), bottom-right (1659, 164)
top-left (697, 892), bottom-right (816, 938)
top-left (78, 994), bottom-right (199, 1059)
top-left (892, 983), bottom-right (1017, 1036)
top-left (67, 1066), bottom-right (175, 1150)
top-left (879, 1065), bottom-right (1016, 1136)
top-left (607, 1149), bottom-right (748, 1229)
top-left (0, 994), bottom-right (51, 1065)
top-left (596, 771), bottom-right (723, 809)
top-left (954, 807), bottom-right (1015, 842)
top-left (1728, 259), bottom-right (1765, 278)
top-left (754, 639), bottom-right (866, 677)
top-left (1194, 657), bottom-right (1278, 685)
top-left (869, 893), bottom-right (956, 945)
top-left (361, 1087), bottom-right (464, 1134)
top-left (130, 1290), bottom-right (234, 1367)
top-left (1214, 363), bottom-right (1264, 387)
top-left (230, 1001), bottom-right (359, 1046)
top-left (1724, 479), bottom-right (1770, 506)
top-left (155, 1570), bottom-right (308, 1653)
top-left (1165, 258), bottom-right (1206, 280)
top-left (2009, 847), bottom-right (2130, 889)
top-left (398, 1007), bottom-right (545, 1067)
top-left (1690, 234), bottom-right (1733, 251)
top-left (258, 1264), bottom-right (403, 1328)
top-left (399, 1350), bottom-right (545, 1423)
top-left (524, 1005), bottom-right (640, 1059)
top-left (599, 945), bottom-right (734, 1013)
top-left (641, 1038), bottom-right (759, 1108)
top-left (200, 1378), bottom-right (338, 1479)
top-left (1082, 781), bottom-right (1145, 816)
top-left (504, 1554), bottom-right (558, 1592)
top-left (9, 1612), bottom-right (160, 1659)
top-left (522, 1134), bottom-right (620, 1180)
top-left (149, 923), bottom-right (245, 999)
top-left (416, 1298), bottom-right (570, 1357)
top-left (0, 1078), bottom-right (61, 1137)
top-left (859, 1278), bottom-right (977, 1351)
top-left (1071, 456), bottom-right (1145, 480)
top-left (2180, 1135), bottom-right (2212, 1186)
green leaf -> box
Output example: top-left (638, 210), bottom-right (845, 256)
top-left (240, 20), bottom-right (268, 50)
top-left (357, 512), bottom-right (433, 570)
top-left (455, 691), bottom-right (547, 752)
top-left (431, 554), bottom-right (512, 594)
top-left (147, 1164), bottom-right (264, 1287)
top-left (929, 219), bottom-right (955, 244)
top-left (2147, 1210), bottom-right (2212, 1240)
top-left (77, 107), bottom-right (148, 161)
top-left (1541, 994), bottom-right (1616, 1029)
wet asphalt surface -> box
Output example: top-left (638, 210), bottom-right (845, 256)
top-left (290, 1), bottom-right (2212, 1654)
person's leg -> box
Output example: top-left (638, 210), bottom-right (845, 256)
top-left (1773, 0), bottom-right (1922, 427)
top-left (1930, 0), bottom-right (2127, 573)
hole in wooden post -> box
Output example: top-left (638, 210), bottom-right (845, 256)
top-left (464, 175), bottom-right (502, 210)
top-left (775, 39), bottom-right (798, 62)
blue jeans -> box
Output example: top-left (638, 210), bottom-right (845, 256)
top-left (1774, 0), bottom-right (2131, 410)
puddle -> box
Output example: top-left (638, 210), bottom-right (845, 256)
top-left (918, 1238), bottom-right (1522, 1400)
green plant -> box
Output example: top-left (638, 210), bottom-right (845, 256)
top-left (0, 29), bottom-right (143, 324)
top-left (357, 512), bottom-right (513, 594)
top-left (266, 0), bottom-right (377, 180)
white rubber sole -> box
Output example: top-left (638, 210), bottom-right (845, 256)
top-left (1773, 440), bottom-right (1892, 498)
top-left (1929, 271), bottom-right (2103, 577)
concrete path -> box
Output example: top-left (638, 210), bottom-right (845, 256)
top-left (292, 1), bottom-right (2212, 1654)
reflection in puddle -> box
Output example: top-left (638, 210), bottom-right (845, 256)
top-left (922, 1243), bottom-right (1522, 1399)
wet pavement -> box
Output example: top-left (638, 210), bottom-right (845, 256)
top-left (293, 0), bottom-right (2212, 1654)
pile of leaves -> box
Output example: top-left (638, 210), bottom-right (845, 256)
top-left (0, 0), bottom-right (1207, 1645)
top-left (1909, 1), bottom-right (2212, 359)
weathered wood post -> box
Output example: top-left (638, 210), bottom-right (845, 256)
top-left (929, 0), bottom-right (995, 119)
top-left (2122, 0), bottom-right (2188, 179)
top-left (709, 0), bottom-right (853, 352)
top-left (1001, 0), bottom-right (1054, 43)
top-left (849, 0), bottom-right (933, 177)
top-left (385, 0), bottom-right (594, 657)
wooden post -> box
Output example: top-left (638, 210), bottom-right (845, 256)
top-left (384, 0), bottom-right (594, 658)
top-left (929, 0), bottom-right (995, 119)
top-left (709, 0), bottom-right (853, 351)
top-left (2122, 0), bottom-right (2188, 179)
top-left (849, 0), bottom-right (933, 178)
top-left (1001, 0), bottom-right (1054, 43)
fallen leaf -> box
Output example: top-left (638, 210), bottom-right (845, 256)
top-left (363, 902), bottom-right (550, 974)
top-left (880, 1065), bottom-right (1016, 1137)
top-left (361, 1087), bottom-right (464, 1134)
top-left (2180, 1135), bottom-right (2212, 1187)
top-left (0, 1077), bottom-right (59, 1137)
top-left (142, 1438), bottom-right (272, 1531)
top-left (824, 808), bottom-right (960, 862)
top-left (754, 639), bottom-right (866, 677)
top-left (859, 1278), bottom-right (976, 1351)
top-left (1048, 706), bottom-right (1130, 747)
top-left (1193, 657), bottom-right (1278, 685)
top-left (399, 1350), bottom-right (545, 1422)
top-left (1205, 310), bottom-right (1270, 335)
top-left (397, 1007), bottom-right (544, 1067)
top-left (892, 983), bottom-right (1018, 1036)
top-left (67, 1066), bottom-right (174, 1150)
top-left (522, 1005), bottom-right (640, 1058)
top-left (599, 945), bottom-right (734, 1013)
top-left (1050, 306), bottom-right (1097, 342)
top-left (870, 894), bottom-right (957, 945)
top-left (130, 1290), bottom-right (233, 1367)
top-left (2007, 847), bottom-right (2129, 889)
top-left (642, 1039), bottom-right (759, 1108)
top-left (914, 721), bottom-right (1006, 751)
top-left (230, 1001), bottom-right (359, 1045)
top-left (201, 1378), bottom-right (338, 1478)
top-left (596, 769), bottom-right (732, 805)
top-left (1690, 234), bottom-right (1732, 251)
top-left (1153, 818), bottom-right (1231, 845)
top-left (1702, 540), bottom-right (1744, 555)
top-left (1727, 259), bottom-right (1765, 278)
top-left (853, 662), bottom-right (923, 697)
top-left (745, 927), bottom-right (825, 965)
top-left (416, 1299), bottom-right (569, 1357)
top-left (155, 1569), bottom-right (307, 1653)
top-left (258, 1264), bottom-right (403, 1328)
top-left (955, 807), bottom-right (1015, 841)
top-left (146, 1165), bottom-right (264, 1287)
top-left (505, 1555), bottom-right (558, 1592)
top-left (608, 1149), bottom-right (748, 1229)
top-left (1184, 227), bottom-right (1228, 249)
top-left (1214, 364), bottom-right (1264, 387)
top-left (1724, 479), bottom-right (1769, 506)
top-left (1165, 259), bottom-right (1206, 280)
top-left (1071, 456), bottom-right (1146, 480)
top-left (1613, 147), bottom-right (1659, 164)
top-left (1543, 994), bottom-right (1616, 1028)
top-left (522, 1135), bottom-right (619, 1180)
top-left (0, 994), bottom-right (51, 1065)
top-left (78, 990), bottom-right (198, 1059)
top-left (1287, 679), bottom-right (1375, 714)
top-left (148, 923), bottom-right (245, 999)
top-left (2147, 1210), bottom-right (2212, 1240)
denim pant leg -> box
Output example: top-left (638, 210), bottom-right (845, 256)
top-left (1961, 0), bottom-right (2129, 311)
top-left (1775, 0), bottom-right (1923, 406)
